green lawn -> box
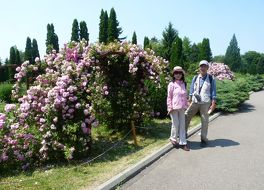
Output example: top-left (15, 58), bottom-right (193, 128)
top-left (0, 102), bottom-right (5, 112)
top-left (0, 116), bottom-right (201, 190)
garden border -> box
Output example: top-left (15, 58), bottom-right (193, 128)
top-left (94, 112), bottom-right (221, 190)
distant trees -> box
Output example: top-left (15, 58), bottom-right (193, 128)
top-left (161, 22), bottom-right (178, 61)
top-left (99, 8), bottom-right (123, 43)
top-left (132, 31), bottom-right (137, 45)
top-left (198, 38), bottom-right (212, 62)
top-left (46, 23), bottom-right (59, 53)
top-left (170, 36), bottom-right (183, 69)
top-left (24, 37), bottom-right (40, 64)
top-left (71, 19), bottom-right (79, 42)
top-left (225, 34), bottom-right (241, 72)
top-left (80, 21), bottom-right (89, 42)
top-left (71, 19), bottom-right (89, 42)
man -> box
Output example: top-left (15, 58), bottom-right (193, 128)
top-left (185, 60), bottom-right (216, 147)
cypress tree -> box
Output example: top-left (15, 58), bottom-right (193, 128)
top-left (182, 37), bottom-right (192, 63)
top-left (32, 39), bottom-right (40, 63)
top-left (46, 23), bottom-right (59, 53)
top-left (198, 38), bottom-right (212, 62)
top-left (170, 36), bottom-right (183, 69)
top-left (143, 37), bottom-right (150, 49)
top-left (9, 47), bottom-right (16, 65)
top-left (257, 56), bottom-right (264, 74)
top-left (161, 22), bottom-right (178, 61)
top-left (25, 37), bottom-right (32, 64)
top-left (8, 47), bottom-right (17, 80)
top-left (46, 24), bottom-right (52, 53)
top-left (224, 34), bottom-right (241, 72)
top-left (15, 49), bottom-right (21, 65)
top-left (132, 31), bottom-right (137, 44)
top-left (80, 21), bottom-right (89, 42)
top-left (189, 43), bottom-right (199, 63)
top-left (71, 19), bottom-right (79, 42)
top-left (53, 33), bottom-right (59, 52)
top-left (108, 8), bottom-right (122, 42)
top-left (99, 9), bottom-right (108, 43)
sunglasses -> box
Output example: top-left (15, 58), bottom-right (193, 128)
top-left (174, 72), bottom-right (183, 75)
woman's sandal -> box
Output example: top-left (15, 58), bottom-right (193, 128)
top-left (170, 140), bottom-right (179, 149)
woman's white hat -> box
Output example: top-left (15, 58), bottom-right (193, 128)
top-left (173, 66), bottom-right (185, 75)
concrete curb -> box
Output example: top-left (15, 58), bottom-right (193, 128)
top-left (95, 112), bottom-right (222, 190)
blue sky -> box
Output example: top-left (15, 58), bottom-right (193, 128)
top-left (0, 0), bottom-right (263, 61)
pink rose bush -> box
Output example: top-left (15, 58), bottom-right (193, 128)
top-left (89, 42), bottom-right (168, 128)
top-left (208, 62), bottom-right (234, 80)
top-left (0, 40), bottom-right (168, 170)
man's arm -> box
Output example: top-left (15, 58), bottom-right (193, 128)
top-left (188, 76), bottom-right (196, 103)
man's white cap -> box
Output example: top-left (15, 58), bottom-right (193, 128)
top-left (199, 60), bottom-right (209, 66)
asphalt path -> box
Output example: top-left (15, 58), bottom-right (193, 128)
top-left (121, 90), bottom-right (264, 190)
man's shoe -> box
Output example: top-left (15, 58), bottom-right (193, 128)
top-left (200, 140), bottom-right (207, 147)
top-left (181, 145), bottom-right (190, 151)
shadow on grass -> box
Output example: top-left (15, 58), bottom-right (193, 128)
top-left (188, 138), bottom-right (240, 150)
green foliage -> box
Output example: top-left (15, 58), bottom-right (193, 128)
top-left (9, 46), bottom-right (16, 65)
top-left (198, 38), bottom-right (212, 61)
top-left (189, 43), bottom-right (199, 63)
top-left (225, 34), bottom-right (241, 72)
top-left (0, 82), bottom-right (13, 102)
top-left (216, 79), bottom-right (249, 112)
top-left (213, 55), bottom-right (225, 63)
top-left (15, 48), bottom-right (21, 65)
top-left (143, 36), bottom-right (150, 49)
top-left (46, 23), bottom-right (59, 53)
top-left (132, 31), bottom-right (137, 44)
top-left (182, 37), bottom-right (192, 66)
top-left (241, 51), bottom-right (264, 74)
top-left (161, 22), bottom-right (178, 61)
top-left (146, 74), bottom-right (169, 118)
top-left (108, 8), bottom-right (122, 42)
top-left (216, 74), bottom-right (264, 112)
top-left (71, 19), bottom-right (79, 42)
top-left (148, 37), bottom-right (163, 56)
top-left (257, 56), bottom-right (264, 74)
top-left (8, 47), bottom-right (17, 81)
top-left (0, 66), bottom-right (10, 82)
top-left (25, 37), bottom-right (32, 64)
top-left (32, 39), bottom-right (40, 63)
top-left (99, 9), bottom-right (108, 43)
top-left (170, 36), bottom-right (183, 69)
top-left (80, 21), bottom-right (89, 42)
top-left (186, 62), bottom-right (199, 75)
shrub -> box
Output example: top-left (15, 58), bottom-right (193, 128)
top-left (0, 83), bottom-right (13, 102)
top-left (0, 41), bottom-right (167, 170)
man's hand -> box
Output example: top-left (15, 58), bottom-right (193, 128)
top-left (209, 100), bottom-right (216, 112)
top-left (188, 96), bottom-right (192, 106)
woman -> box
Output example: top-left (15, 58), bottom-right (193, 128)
top-left (167, 66), bottom-right (189, 151)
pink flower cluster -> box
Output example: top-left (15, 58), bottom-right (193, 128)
top-left (208, 62), bottom-right (234, 80)
top-left (127, 43), bottom-right (168, 83)
top-left (0, 113), bottom-right (6, 129)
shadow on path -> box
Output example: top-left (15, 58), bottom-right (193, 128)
top-left (237, 102), bottom-right (256, 113)
top-left (188, 139), bottom-right (240, 150)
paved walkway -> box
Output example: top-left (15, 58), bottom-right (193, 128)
top-left (121, 90), bottom-right (264, 190)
